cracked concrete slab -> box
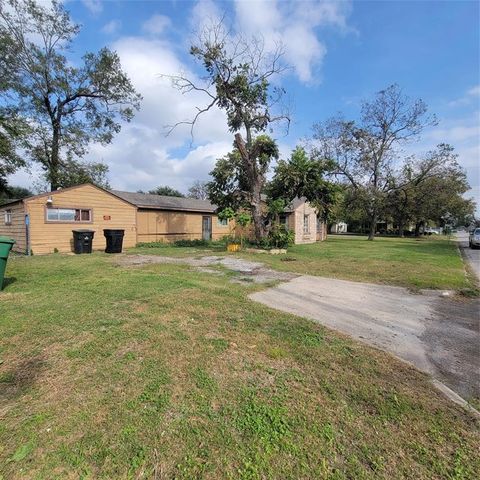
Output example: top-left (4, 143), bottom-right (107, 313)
top-left (249, 275), bottom-right (480, 404)
top-left (117, 254), bottom-right (296, 284)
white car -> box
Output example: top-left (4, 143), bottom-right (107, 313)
top-left (469, 228), bottom-right (480, 249)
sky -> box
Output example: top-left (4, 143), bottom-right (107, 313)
top-left (9, 0), bottom-right (480, 208)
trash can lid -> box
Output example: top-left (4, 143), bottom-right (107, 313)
top-left (0, 236), bottom-right (15, 244)
top-left (72, 229), bottom-right (95, 233)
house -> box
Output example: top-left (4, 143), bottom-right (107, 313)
top-left (280, 197), bottom-right (327, 244)
top-left (330, 222), bottom-right (348, 234)
top-left (111, 189), bottom-right (230, 244)
top-left (0, 184), bottom-right (230, 254)
top-left (0, 184), bottom-right (326, 254)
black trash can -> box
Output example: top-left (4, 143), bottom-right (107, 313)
top-left (104, 229), bottom-right (125, 254)
top-left (72, 230), bottom-right (95, 254)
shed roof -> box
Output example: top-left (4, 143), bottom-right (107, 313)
top-left (110, 190), bottom-right (217, 213)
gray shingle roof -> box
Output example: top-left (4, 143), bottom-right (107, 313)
top-left (110, 190), bottom-right (217, 213)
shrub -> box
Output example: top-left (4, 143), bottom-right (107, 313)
top-left (258, 225), bottom-right (294, 249)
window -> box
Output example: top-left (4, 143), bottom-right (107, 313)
top-left (279, 214), bottom-right (287, 225)
top-left (218, 217), bottom-right (228, 226)
top-left (4, 209), bottom-right (12, 225)
top-left (303, 214), bottom-right (310, 233)
top-left (46, 208), bottom-right (92, 222)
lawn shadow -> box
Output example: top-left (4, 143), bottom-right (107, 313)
top-left (1, 277), bottom-right (17, 289)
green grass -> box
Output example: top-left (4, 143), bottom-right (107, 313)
top-left (132, 235), bottom-right (473, 290)
top-left (0, 253), bottom-right (479, 479)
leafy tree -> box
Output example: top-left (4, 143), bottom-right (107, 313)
top-left (167, 21), bottom-right (289, 241)
top-left (268, 146), bottom-right (338, 221)
top-left (312, 85), bottom-right (435, 240)
top-left (385, 144), bottom-right (473, 236)
top-left (207, 135), bottom-right (279, 238)
top-left (0, 0), bottom-right (141, 190)
top-left (148, 186), bottom-right (184, 197)
top-left (187, 180), bottom-right (209, 200)
top-left (54, 160), bottom-right (110, 189)
top-left (0, 109), bottom-right (29, 195)
top-left (0, 184), bottom-right (32, 202)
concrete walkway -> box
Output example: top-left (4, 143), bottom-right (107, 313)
top-left (250, 275), bottom-right (480, 405)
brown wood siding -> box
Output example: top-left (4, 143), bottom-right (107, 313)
top-left (25, 184), bottom-right (137, 254)
top-left (137, 209), bottom-right (231, 243)
top-left (0, 202), bottom-right (27, 253)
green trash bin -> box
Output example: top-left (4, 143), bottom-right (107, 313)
top-left (0, 236), bottom-right (15, 291)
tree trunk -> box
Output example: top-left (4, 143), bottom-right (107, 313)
top-left (234, 132), bottom-right (266, 243)
top-left (50, 124), bottom-right (61, 191)
top-left (414, 220), bottom-right (424, 237)
top-left (367, 213), bottom-right (377, 240)
top-left (398, 217), bottom-right (405, 238)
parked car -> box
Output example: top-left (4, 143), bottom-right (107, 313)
top-left (469, 228), bottom-right (480, 249)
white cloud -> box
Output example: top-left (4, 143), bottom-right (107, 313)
top-left (81, 0), bottom-right (103, 15)
top-left (418, 112), bottom-right (480, 210)
top-left (8, 2), bottom-right (349, 193)
top-left (190, 0), bottom-right (223, 32)
top-left (101, 19), bottom-right (121, 35)
top-left (79, 34), bottom-right (233, 191)
top-left (448, 85), bottom-right (480, 107)
top-left (234, 0), bottom-right (352, 83)
top-left (142, 14), bottom-right (171, 36)
top-left (467, 85), bottom-right (480, 97)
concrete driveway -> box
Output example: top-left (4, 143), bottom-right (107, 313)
top-left (250, 275), bottom-right (480, 404)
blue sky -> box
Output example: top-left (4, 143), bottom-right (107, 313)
top-left (11, 0), bottom-right (480, 207)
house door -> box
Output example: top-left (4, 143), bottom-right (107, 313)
top-left (202, 216), bottom-right (212, 241)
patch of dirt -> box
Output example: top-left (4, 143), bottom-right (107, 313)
top-left (0, 356), bottom-right (46, 403)
top-left (117, 254), bottom-right (297, 284)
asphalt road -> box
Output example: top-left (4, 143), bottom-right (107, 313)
top-left (456, 232), bottom-right (480, 281)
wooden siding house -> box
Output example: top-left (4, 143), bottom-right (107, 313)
top-left (110, 190), bottom-right (231, 244)
top-left (0, 184), bottom-right (231, 254)
top-left (0, 184), bottom-right (137, 254)
top-left (0, 184), bottom-right (326, 254)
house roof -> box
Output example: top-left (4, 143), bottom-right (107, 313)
top-left (1, 184), bottom-right (138, 209)
top-left (0, 198), bottom-right (20, 207)
top-left (110, 190), bottom-right (217, 213)
top-left (284, 197), bottom-right (308, 213)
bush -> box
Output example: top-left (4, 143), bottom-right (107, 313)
top-left (136, 238), bottom-right (229, 249)
top-left (173, 239), bottom-right (211, 247)
top-left (258, 225), bottom-right (294, 249)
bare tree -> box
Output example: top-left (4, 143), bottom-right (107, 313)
top-left (164, 21), bottom-right (290, 241)
top-left (187, 180), bottom-right (209, 200)
top-left (312, 85), bottom-right (436, 239)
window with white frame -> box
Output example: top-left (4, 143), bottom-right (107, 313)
top-left (303, 214), bottom-right (310, 233)
top-left (4, 209), bottom-right (12, 225)
top-left (217, 217), bottom-right (228, 226)
top-left (46, 208), bottom-right (92, 222)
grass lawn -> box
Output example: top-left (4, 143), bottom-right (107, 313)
top-left (1, 253), bottom-right (479, 479)
top-left (133, 235), bottom-right (474, 291)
